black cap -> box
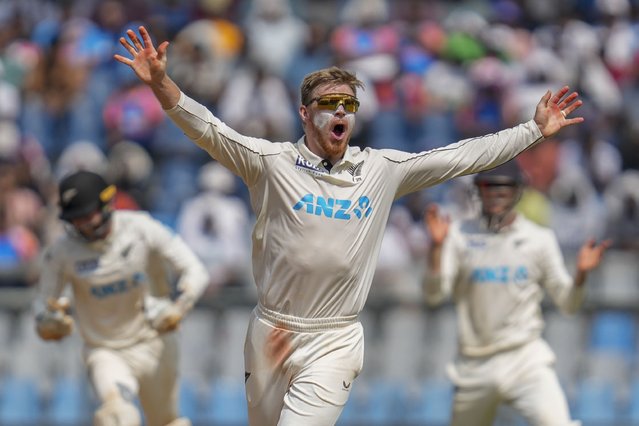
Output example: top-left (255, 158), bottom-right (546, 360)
top-left (58, 171), bottom-right (116, 220)
top-left (474, 160), bottom-right (524, 187)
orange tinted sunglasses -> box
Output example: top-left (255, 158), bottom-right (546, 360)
top-left (306, 94), bottom-right (360, 113)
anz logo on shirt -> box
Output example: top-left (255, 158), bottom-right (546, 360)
top-left (90, 272), bottom-right (146, 299)
top-left (293, 193), bottom-right (373, 220)
top-left (471, 265), bottom-right (529, 285)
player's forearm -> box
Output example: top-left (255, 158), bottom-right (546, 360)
top-left (151, 75), bottom-right (181, 110)
top-left (424, 245), bottom-right (446, 306)
top-left (428, 243), bottom-right (443, 274)
top-left (173, 268), bottom-right (210, 315)
top-left (396, 120), bottom-right (544, 194)
top-left (423, 275), bottom-right (446, 306)
top-left (554, 278), bottom-right (586, 314)
top-left (573, 268), bottom-right (587, 288)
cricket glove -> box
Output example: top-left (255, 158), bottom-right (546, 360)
top-left (145, 296), bottom-right (187, 334)
top-left (36, 298), bottom-right (74, 341)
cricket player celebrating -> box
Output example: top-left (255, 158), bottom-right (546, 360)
top-left (115, 25), bottom-right (584, 425)
top-left (423, 160), bottom-right (610, 426)
top-left (33, 170), bottom-right (209, 426)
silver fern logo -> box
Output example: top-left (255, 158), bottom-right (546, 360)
top-left (347, 161), bottom-right (364, 182)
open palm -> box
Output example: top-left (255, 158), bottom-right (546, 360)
top-left (533, 86), bottom-right (584, 138)
top-left (114, 26), bottom-right (168, 86)
top-left (424, 204), bottom-right (450, 246)
top-left (577, 238), bottom-right (611, 273)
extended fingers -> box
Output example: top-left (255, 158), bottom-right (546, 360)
top-left (139, 26), bottom-right (155, 50)
top-left (560, 94), bottom-right (583, 115)
top-left (549, 86), bottom-right (569, 105)
top-left (558, 92), bottom-right (578, 109)
top-left (119, 36), bottom-right (137, 56)
top-left (126, 29), bottom-right (144, 51)
top-left (596, 239), bottom-right (613, 253)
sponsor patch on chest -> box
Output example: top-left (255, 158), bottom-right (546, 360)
top-left (75, 258), bottom-right (99, 273)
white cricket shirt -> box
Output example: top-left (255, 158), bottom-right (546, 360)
top-left (166, 92), bottom-right (544, 320)
top-left (34, 210), bottom-right (209, 349)
top-left (425, 214), bottom-right (584, 357)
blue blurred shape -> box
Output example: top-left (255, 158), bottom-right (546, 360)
top-left (573, 378), bottom-right (617, 424)
top-left (179, 379), bottom-right (200, 421)
top-left (0, 375), bottom-right (42, 424)
top-left (589, 311), bottom-right (636, 359)
top-left (625, 379), bottom-right (639, 422)
top-left (337, 379), bottom-right (397, 425)
top-left (201, 378), bottom-right (248, 425)
top-left (400, 379), bottom-right (453, 425)
top-left (49, 376), bottom-right (91, 425)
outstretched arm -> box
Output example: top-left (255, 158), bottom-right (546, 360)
top-left (114, 25), bottom-right (180, 109)
top-left (533, 86), bottom-right (584, 138)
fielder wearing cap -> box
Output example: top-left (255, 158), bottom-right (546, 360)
top-left (33, 170), bottom-right (209, 426)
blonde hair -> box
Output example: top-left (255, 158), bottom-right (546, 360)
top-left (300, 67), bottom-right (364, 106)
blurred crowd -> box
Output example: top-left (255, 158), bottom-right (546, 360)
top-left (1, 0), bottom-right (639, 297)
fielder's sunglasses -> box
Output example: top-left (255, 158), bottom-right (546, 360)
top-left (306, 94), bottom-right (360, 113)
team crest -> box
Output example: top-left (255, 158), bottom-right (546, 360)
top-left (347, 161), bottom-right (364, 182)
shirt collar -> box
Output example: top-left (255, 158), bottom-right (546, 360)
top-left (296, 137), bottom-right (356, 168)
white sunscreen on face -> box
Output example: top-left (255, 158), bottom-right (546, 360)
top-left (313, 111), bottom-right (333, 130)
top-left (313, 112), bottom-right (356, 130)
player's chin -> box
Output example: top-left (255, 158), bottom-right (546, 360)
top-left (329, 133), bottom-right (351, 149)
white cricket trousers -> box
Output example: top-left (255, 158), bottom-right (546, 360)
top-left (448, 338), bottom-right (580, 426)
top-left (244, 304), bottom-right (364, 426)
top-left (84, 333), bottom-right (180, 426)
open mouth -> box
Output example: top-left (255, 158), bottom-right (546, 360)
top-left (332, 123), bottom-right (346, 138)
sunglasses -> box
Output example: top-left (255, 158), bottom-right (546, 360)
top-left (306, 94), bottom-right (360, 113)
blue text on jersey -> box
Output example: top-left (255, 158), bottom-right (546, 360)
top-left (90, 272), bottom-right (145, 299)
top-left (471, 266), bottom-right (528, 284)
top-left (293, 194), bottom-right (373, 220)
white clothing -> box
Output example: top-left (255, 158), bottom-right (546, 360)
top-left (86, 333), bottom-right (180, 426)
top-left (449, 339), bottom-right (577, 426)
top-left (425, 214), bottom-right (582, 357)
top-left (245, 309), bottom-right (364, 426)
top-left (33, 210), bottom-right (209, 425)
top-left (34, 210), bottom-right (209, 349)
top-left (425, 214), bottom-right (582, 426)
top-left (166, 92), bottom-right (544, 321)
top-left (166, 91), bottom-right (544, 425)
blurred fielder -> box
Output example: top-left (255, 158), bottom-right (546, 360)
top-left (423, 160), bottom-right (610, 426)
top-left (115, 25), bottom-right (584, 426)
top-left (33, 170), bottom-right (209, 426)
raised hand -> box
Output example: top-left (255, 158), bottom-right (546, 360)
top-left (114, 26), bottom-right (168, 86)
top-left (423, 203), bottom-right (450, 246)
top-left (533, 86), bottom-right (584, 138)
top-left (577, 238), bottom-right (612, 274)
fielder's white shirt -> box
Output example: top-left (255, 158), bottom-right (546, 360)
top-left (425, 214), bottom-right (584, 357)
top-left (166, 92), bottom-right (544, 320)
top-left (34, 210), bottom-right (209, 349)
